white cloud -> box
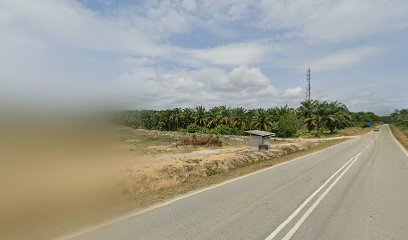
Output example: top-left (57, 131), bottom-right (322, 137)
top-left (0, 0), bottom-right (165, 56)
top-left (282, 87), bottom-right (303, 98)
top-left (200, 0), bottom-right (254, 21)
top-left (258, 0), bottom-right (408, 43)
top-left (188, 42), bottom-right (277, 66)
top-left (116, 65), bottom-right (280, 108)
top-left (304, 46), bottom-right (378, 72)
top-left (181, 0), bottom-right (197, 12)
top-left (228, 66), bottom-right (271, 88)
top-left (259, 86), bottom-right (279, 97)
top-left (348, 98), bottom-right (393, 115)
top-left (126, 0), bottom-right (195, 39)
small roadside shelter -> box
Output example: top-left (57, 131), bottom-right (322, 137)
top-left (245, 130), bottom-right (276, 150)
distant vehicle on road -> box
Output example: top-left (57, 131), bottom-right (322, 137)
top-left (374, 127), bottom-right (380, 131)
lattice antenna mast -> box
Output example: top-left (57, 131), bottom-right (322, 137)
top-left (306, 68), bottom-right (311, 101)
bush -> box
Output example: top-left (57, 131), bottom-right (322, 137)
top-left (178, 135), bottom-right (222, 146)
top-left (297, 129), bottom-right (312, 137)
top-left (209, 125), bottom-right (240, 135)
top-left (177, 128), bottom-right (187, 133)
top-left (360, 122), bottom-right (369, 128)
top-left (277, 112), bottom-right (300, 138)
top-left (186, 123), bottom-right (208, 133)
top-left (312, 130), bottom-right (322, 138)
top-left (186, 123), bottom-right (200, 133)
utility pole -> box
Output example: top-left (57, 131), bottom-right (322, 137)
top-left (306, 68), bottom-right (311, 101)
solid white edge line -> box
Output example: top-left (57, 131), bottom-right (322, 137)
top-left (264, 156), bottom-right (356, 240)
top-left (58, 136), bottom-right (361, 240)
top-left (282, 155), bottom-right (360, 240)
top-left (388, 124), bottom-right (408, 158)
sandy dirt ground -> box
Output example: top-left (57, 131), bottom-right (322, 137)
top-left (114, 128), bottom-right (355, 195)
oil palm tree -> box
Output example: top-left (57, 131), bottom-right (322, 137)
top-left (217, 106), bottom-right (231, 126)
top-left (140, 110), bottom-right (155, 129)
top-left (266, 107), bottom-right (280, 122)
top-left (181, 108), bottom-right (194, 128)
top-left (251, 109), bottom-right (273, 131)
top-left (299, 99), bottom-right (318, 132)
top-left (207, 107), bottom-right (222, 128)
top-left (231, 107), bottom-right (249, 131)
top-left (315, 101), bottom-right (352, 133)
top-left (170, 108), bottom-right (183, 130)
top-left (160, 110), bottom-right (174, 131)
top-left (194, 106), bottom-right (207, 127)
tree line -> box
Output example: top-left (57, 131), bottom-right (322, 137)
top-left (388, 109), bottom-right (408, 132)
top-left (117, 100), bottom-right (379, 137)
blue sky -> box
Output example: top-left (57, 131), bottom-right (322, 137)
top-left (1, 0), bottom-right (407, 115)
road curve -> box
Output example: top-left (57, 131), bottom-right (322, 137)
top-left (65, 125), bottom-right (408, 240)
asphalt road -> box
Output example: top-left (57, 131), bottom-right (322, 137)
top-left (65, 124), bottom-right (408, 240)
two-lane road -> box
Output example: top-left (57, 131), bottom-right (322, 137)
top-left (64, 125), bottom-right (408, 240)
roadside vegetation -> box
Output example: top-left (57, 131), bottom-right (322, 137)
top-left (388, 109), bottom-right (408, 133)
top-left (387, 109), bottom-right (408, 150)
top-left (117, 100), bottom-right (378, 138)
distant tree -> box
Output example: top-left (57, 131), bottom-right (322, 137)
top-left (140, 110), bottom-right (156, 129)
top-left (194, 106), bottom-right (207, 127)
top-left (230, 107), bottom-right (249, 131)
top-left (181, 108), bottom-right (195, 128)
top-left (210, 124), bottom-right (239, 135)
top-left (299, 99), bottom-right (318, 132)
top-left (117, 100), bottom-right (361, 137)
top-left (170, 108), bottom-right (183, 130)
top-left (390, 109), bottom-right (408, 129)
top-left (207, 107), bottom-right (220, 128)
top-left (160, 110), bottom-right (174, 131)
top-left (251, 109), bottom-right (273, 131)
top-left (186, 123), bottom-right (201, 133)
top-left (315, 101), bottom-right (352, 133)
top-left (277, 111), bottom-right (300, 137)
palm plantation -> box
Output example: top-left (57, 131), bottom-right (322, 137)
top-left (119, 100), bottom-right (378, 137)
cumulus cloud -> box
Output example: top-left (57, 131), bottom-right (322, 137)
top-left (282, 87), bottom-right (303, 98)
top-left (116, 65), bottom-right (280, 108)
top-left (187, 42), bottom-right (277, 66)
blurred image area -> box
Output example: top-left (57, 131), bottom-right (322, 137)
top-left (0, 108), bottom-right (128, 239)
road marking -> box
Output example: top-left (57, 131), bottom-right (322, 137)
top-left (281, 154), bottom-right (360, 240)
top-left (264, 153), bottom-right (361, 240)
top-left (59, 136), bottom-right (362, 240)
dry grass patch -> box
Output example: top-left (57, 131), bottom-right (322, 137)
top-left (390, 125), bottom-right (408, 151)
top-left (114, 138), bottom-right (347, 217)
top-left (177, 134), bottom-right (223, 147)
top-left (339, 126), bottom-right (375, 136)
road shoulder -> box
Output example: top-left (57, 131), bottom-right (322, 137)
top-left (389, 124), bottom-right (408, 156)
